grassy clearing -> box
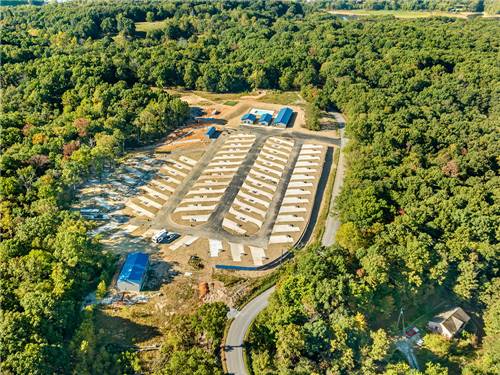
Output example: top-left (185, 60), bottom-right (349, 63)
top-left (256, 90), bottom-right (302, 106)
top-left (311, 147), bottom-right (340, 244)
top-left (224, 100), bottom-right (239, 106)
top-left (194, 91), bottom-right (253, 102)
top-left (135, 21), bottom-right (166, 32)
top-left (328, 9), bottom-right (474, 19)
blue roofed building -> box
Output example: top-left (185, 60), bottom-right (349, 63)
top-left (258, 113), bottom-right (273, 126)
top-left (273, 107), bottom-right (294, 127)
top-left (117, 252), bottom-right (149, 292)
top-left (206, 126), bottom-right (217, 139)
top-left (241, 113), bottom-right (256, 125)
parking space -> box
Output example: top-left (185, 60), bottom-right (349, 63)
top-left (222, 136), bottom-right (294, 236)
top-left (171, 134), bottom-right (256, 226)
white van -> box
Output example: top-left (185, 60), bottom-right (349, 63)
top-left (152, 229), bottom-right (168, 244)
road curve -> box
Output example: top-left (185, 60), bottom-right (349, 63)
top-left (225, 286), bottom-right (276, 375)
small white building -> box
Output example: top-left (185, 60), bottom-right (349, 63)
top-left (427, 307), bottom-right (470, 339)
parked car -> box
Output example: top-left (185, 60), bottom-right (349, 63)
top-left (405, 327), bottom-right (424, 347)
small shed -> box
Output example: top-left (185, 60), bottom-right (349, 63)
top-left (258, 113), bottom-right (273, 126)
top-left (273, 107), bottom-right (293, 127)
top-left (117, 252), bottom-right (149, 292)
top-left (427, 307), bottom-right (470, 339)
top-left (241, 113), bottom-right (256, 125)
top-left (206, 126), bottom-right (217, 139)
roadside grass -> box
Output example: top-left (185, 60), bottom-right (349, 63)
top-left (328, 9), bottom-right (475, 19)
top-left (135, 21), bottom-right (166, 32)
top-left (256, 90), bottom-right (302, 106)
top-left (310, 147), bottom-right (340, 244)
top-left (193, 91), bottom-right (253, 102)
top-left (213, 271), bottom-right (245, 287)
top-left (224, 100), bottom-right (239, 106)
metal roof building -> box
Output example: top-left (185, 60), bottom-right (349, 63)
top-left (258, 113), bottom-right (273, 126)
top-left (273, 107), bottom-right (293, 127)
top-left (241, 113), bottom-right (257, 124)
top-left (117, 252), bottom-right (149, 292)
top-left (206, 126), bottom-right (217, 139)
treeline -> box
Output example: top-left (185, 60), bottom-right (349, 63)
top-left (321, 0), bottom-right (499, 13)
top-left (1, 1), bottom-right (498, 373)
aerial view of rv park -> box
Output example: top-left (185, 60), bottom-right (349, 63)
top-left (0, 1), bottom-right (498, 374)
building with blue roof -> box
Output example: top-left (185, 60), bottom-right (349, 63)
top-left (117, 252), bottom-right (149, 292)
top-left (206, 126), bottom-right (217, 139)
top-left (258, 113), bottom-right (273, 126)
top-left (241, 113), bottom-right (256, 125)
top-left (273, 107), bottom-right (294, 127)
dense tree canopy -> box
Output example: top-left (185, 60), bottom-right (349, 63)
top-left (0, 1), bottom-right (498, 373)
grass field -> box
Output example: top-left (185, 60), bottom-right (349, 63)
top-left (328, 9), bottom-right (478, 19)
top-left (224, 100), bottom-right (239, 106)
top-left (135, 21), bottom-right (167, 33)
top-left (256, 91), bottom-right (302, 106)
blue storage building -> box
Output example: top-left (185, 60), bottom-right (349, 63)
top-left (258, 113), bottom-right (273, 126)
top-left (273, 107), bottom-right (294, 127)
top-left (241, 113), bottom-right (257, 125)
top-left (117, 252), bottom-right (149, 292)
top-left (206, 126), bottom-right (217, 139)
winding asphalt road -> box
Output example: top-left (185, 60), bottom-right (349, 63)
top-left (224, 113), bottom-right (347, 375)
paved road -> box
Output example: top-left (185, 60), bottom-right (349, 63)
top-left (322, 113), bottom-right (347, 247)
top-left (224, 113), bottom-right (348, 374)
top-left (225, 286), bottom-right (276, 375)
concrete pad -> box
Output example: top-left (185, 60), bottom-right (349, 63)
top-left (140, 185), bottom-right (170, 200)
top-left (194, 180), bottom-right (230, 187)
top-left (170, 235), bottom-right (199, 251)
top-left (302, 144), bottom-right (324, 149)
top-left (283, 197), bottom-right (309, 204)
top-left (222, 218), bottom-right (246, 234)
top-left (213, 154), bottom-right (246, 160)
top-left (242, 183), bottom-right (274, 200)
top-left (254, 163), bottom-right (282, 177)
top-left (188, 187), bottom-right (226, 195)
top-left (174, 204), bottom-right (217, 212)
top-left (233, 198), bottom-right (266, 217)
top-left (250, 169), bottom-right (280, 184)
top-left (268, 235), bottom-right (294, 244)
top-left (222, 143), bottom-right (252, 149)
top-left (238, 191), bottom-right (270, 208)
top-left (126, 200), bottom-right (156, 218)
top-left (179, 155), bottom-right (198, 166)
top-left (260, 152), bottom-right (288, 163)
top-left (267, 143), bottom-right (292, 152)
top-left (229, 207), bottom-right (263, 227)
top-left (182, 196), bottom-right (221, 203)
top-left (297, 155), bottom-right (321, 161)
top-left (299, 148), bottom-right (322, 155)
top-left (199, 173), bottom-right (233, 180)
top-left (276, 215), bottom-right (305, 223)
top-left (272, 224), bottom-right (300, 233)
top-left (150, 179), bottom-right (177, 192)
top-left (263, 146), bottom-right (289, 157)
top-left (229, 134), bottom-right (255, 139)
top-left (294, 167), bottom-right (317, 174)
top-left (269, 137), bottom-right (294, 147)
top-left (209, 239), bottom-right (223, 257)
top-left (279, 206), bottom-right (307, 213)
top-left (290, 174), bottom-right (315, 180)
top-left (285, 189), bottom-right (312, 196)
top-left (288, 181), bottom-right (314, 188)
top-left (156, 175), bottom-right (181, 184)
top-left (161, 166), bottom-right (187, 177)
top-left (181, 214), bottom-right (210, 222)
top-left (246, 176), bottom-right (275, 191)
top-left (249, 246), bottom-right (266, 266)
top-left (295, 161), bottom-right (320, 167)
top-left (229, 242), bottom-right (245, 262)
top-left (256, 158), bottom-right (285, 170)
top-left (208, 160), bottom-right (242, 167)
top-left (218, 148), bottom-right (248, 154)
top-left (170, 160), bottom-right (192, 171)
top-left (205, 167), bottom-right (239, 173)
top-left (138, 195), bottom-right (163, 209)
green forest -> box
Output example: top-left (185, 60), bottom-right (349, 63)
top-left (0, 1), bottom-right (498, 374)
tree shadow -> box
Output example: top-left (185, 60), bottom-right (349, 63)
top-left (144, 258), bottom-right (180, 291)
